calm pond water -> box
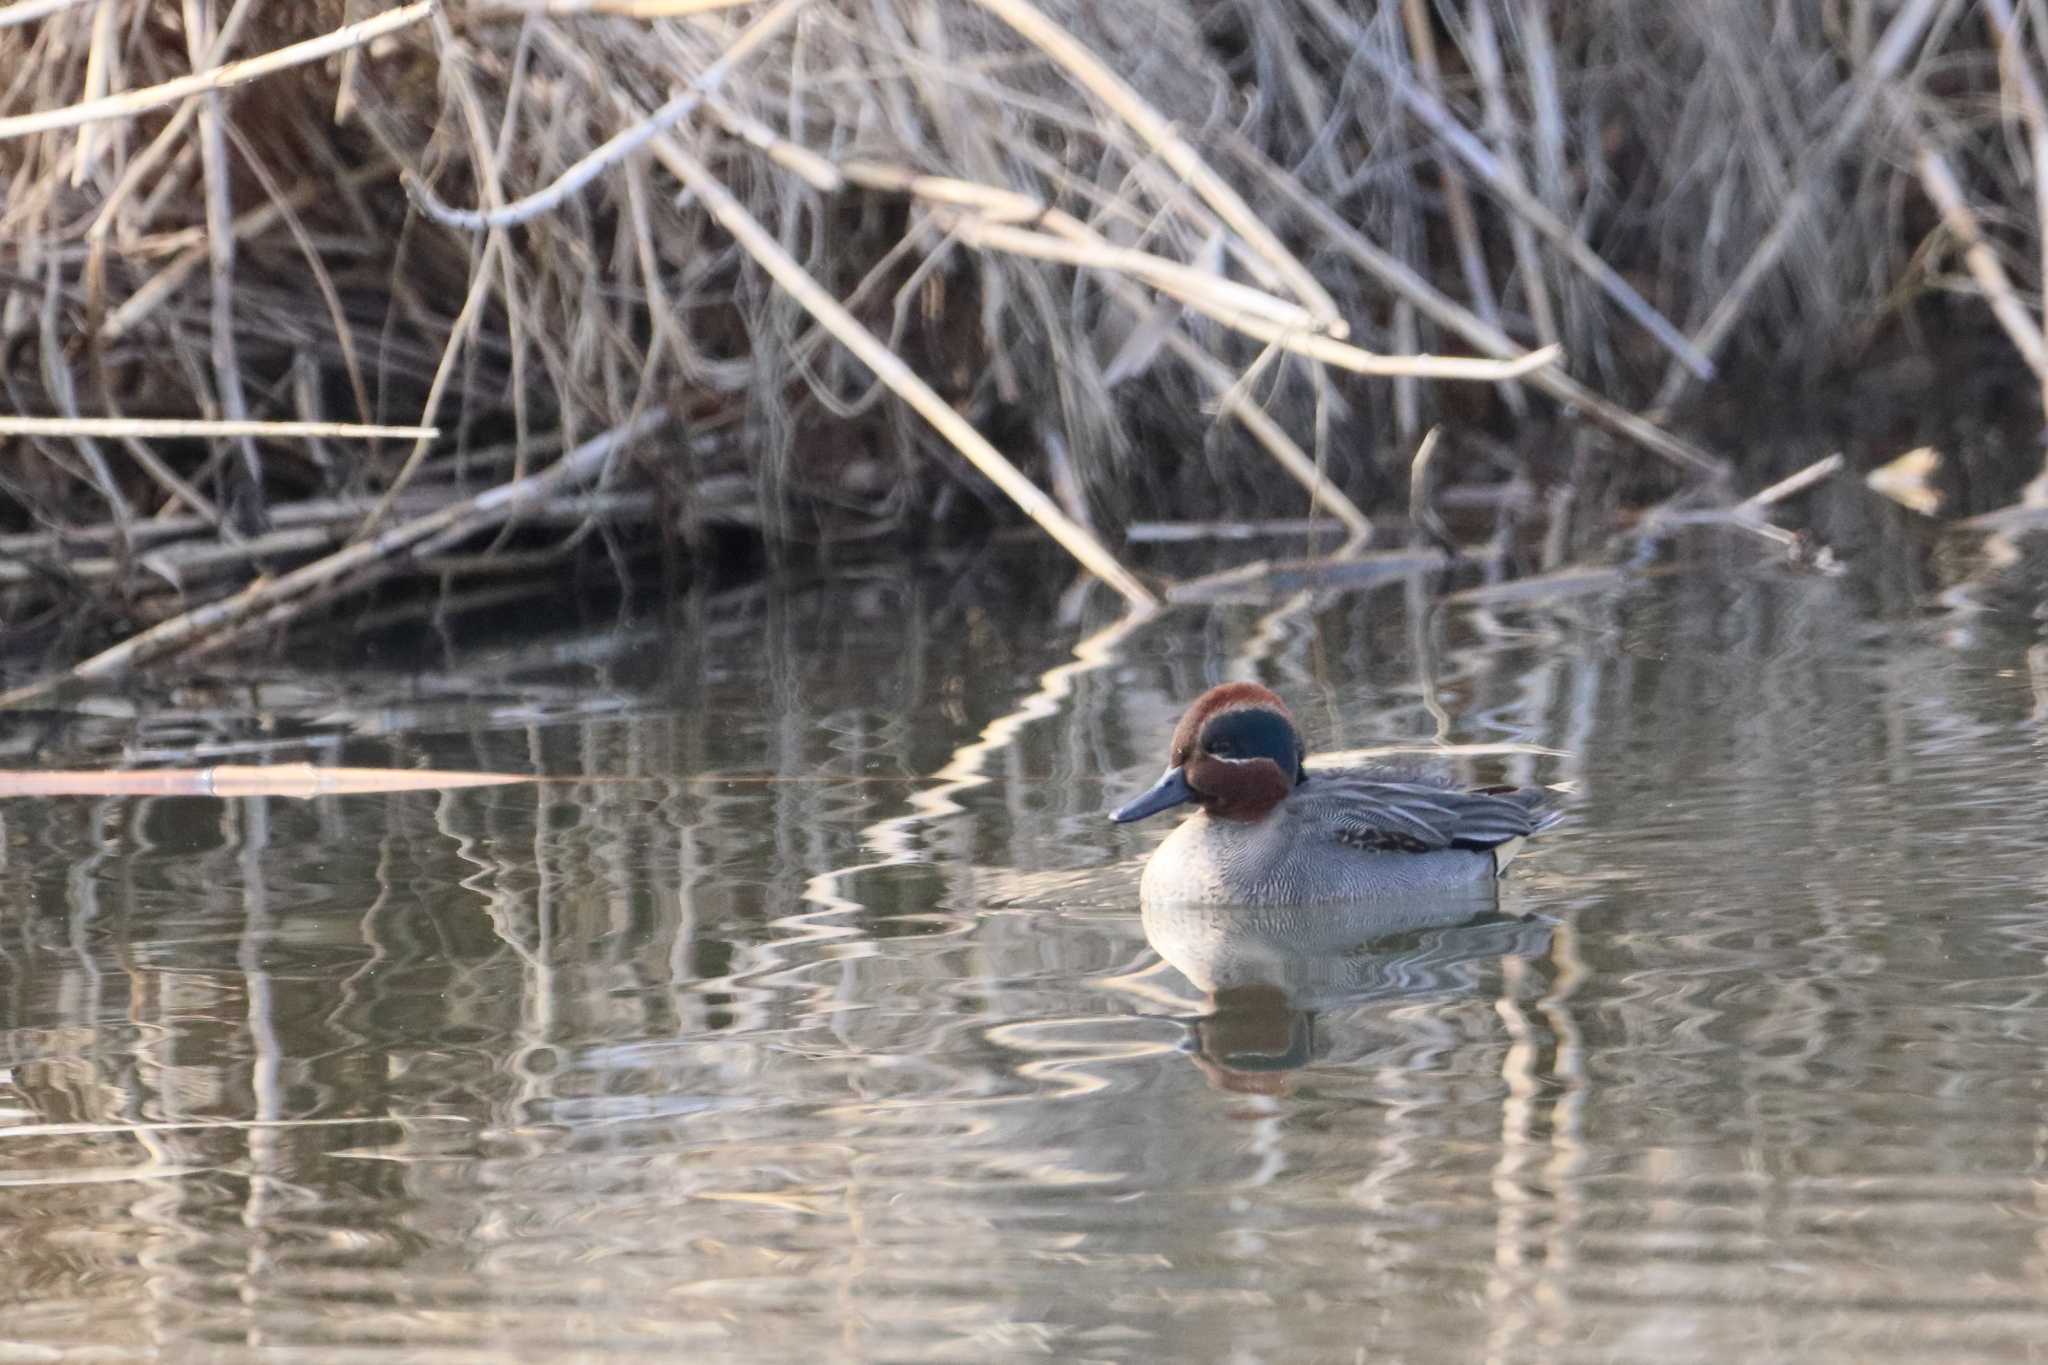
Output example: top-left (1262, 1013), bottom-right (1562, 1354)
top-left (6, 523), bottom-right (2048, 1363)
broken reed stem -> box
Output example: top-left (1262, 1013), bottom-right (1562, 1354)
top-left (1913, 135), bottom-right (2048, 379)
top-left (1738, 452), bottom-right (1843, 510)
top-left (403, 0), bottom-right (810, 231)
top-left (968, 0), bottom-right (1343, 334)
top-left (0, 0), bottom-right (432, 140)
top-left (949, 214), bottom-right (1554, 381)
top-left (643, 134), bottom-right (1159, 610)
top-left (1407, 425), bottom-right (1452, 550)
top-left (950, 218), bottom-right (1325, 332)
top-left (0, 410), bottom-right (672, 710)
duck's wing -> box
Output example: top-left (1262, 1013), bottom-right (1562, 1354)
top-left (1303, 773), bottom-right (1559, 854)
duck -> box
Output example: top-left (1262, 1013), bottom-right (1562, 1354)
top-left (1109, 682), bottom-right (1559, 904)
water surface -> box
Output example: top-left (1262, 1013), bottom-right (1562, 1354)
top-left (5, 533), bottom-right (2048, 1363)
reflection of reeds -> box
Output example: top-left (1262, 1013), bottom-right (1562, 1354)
top-left (7, 563), bottom-right (2048, 1355)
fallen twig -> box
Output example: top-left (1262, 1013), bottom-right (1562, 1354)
top-left (0, 1), bottom-right (433, 140)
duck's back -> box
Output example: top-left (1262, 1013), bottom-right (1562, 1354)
top-left (1140, 764), bottom-right (1556, 905)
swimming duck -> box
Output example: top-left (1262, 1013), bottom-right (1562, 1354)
top-left (1109, 683), bottom-right (1559, 904)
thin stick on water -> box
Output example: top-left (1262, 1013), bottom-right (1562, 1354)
top-left (1408, 426), bottom-right (1453, 552)
top-left (0, 0), bottom-right (433, 140)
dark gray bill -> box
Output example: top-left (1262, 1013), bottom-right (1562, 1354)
top-left (1109, 767), bottom-right (1196, 823)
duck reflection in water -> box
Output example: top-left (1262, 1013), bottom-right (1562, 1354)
top-left (1144, 888), bottom-right (1555, 1094)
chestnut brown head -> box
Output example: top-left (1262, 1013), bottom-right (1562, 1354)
top-left (1110, 683), bottom-right (1306, 824)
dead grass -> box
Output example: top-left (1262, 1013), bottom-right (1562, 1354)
top-left (2, 0), bottom-right (2046, 686)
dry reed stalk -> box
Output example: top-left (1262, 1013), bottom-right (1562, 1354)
top-left (822, 144), bottom-right (1379, 542)
top-left (0, 410), bottom-right (672, 709)
top-left (1911, 133), bottom-right (2048, 378)
top-left (0, 1), bottom-right (432, 140)
top-left (1983, 0), bottom-right (2048, 499)
top-left (1180, 304), bottom-right (1562, 383)
top-left (968, 0), bottom-right (1342, 333)
top-left (1398, 0), bottom-right (1521, 419)
top-left (0, 0), bottom-right (99, 29)
top-left (1232, 133), bottom-right (1729, 480)
top-left (640, 131), bottom-right (1159, 610)
top-left (404, 0), bottom-right (810, 231)
top-left (182, 0), bottom-right (263, 511)
top-left (946, 215), bottom-right (1558, 381)
top-left (1464, 0), bottom-right (1558, 352)
top-left (0, 418), bottom-right (437, 439)
top-left (946, 218), bottom-right (1326, 332)
top-left (1298, 0), bottom-right (1710, 381)
top-left (1649, 0), bottom-right (1948, 412)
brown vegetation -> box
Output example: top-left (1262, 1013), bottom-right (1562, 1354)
top-left (2, 0), bottom-right (2046, 693)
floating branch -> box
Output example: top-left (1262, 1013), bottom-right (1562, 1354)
top-left (0, 764), bottom-right (532, 799)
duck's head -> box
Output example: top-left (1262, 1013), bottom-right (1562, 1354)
top-left (1110, 682), bottom-right (1306, 824)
